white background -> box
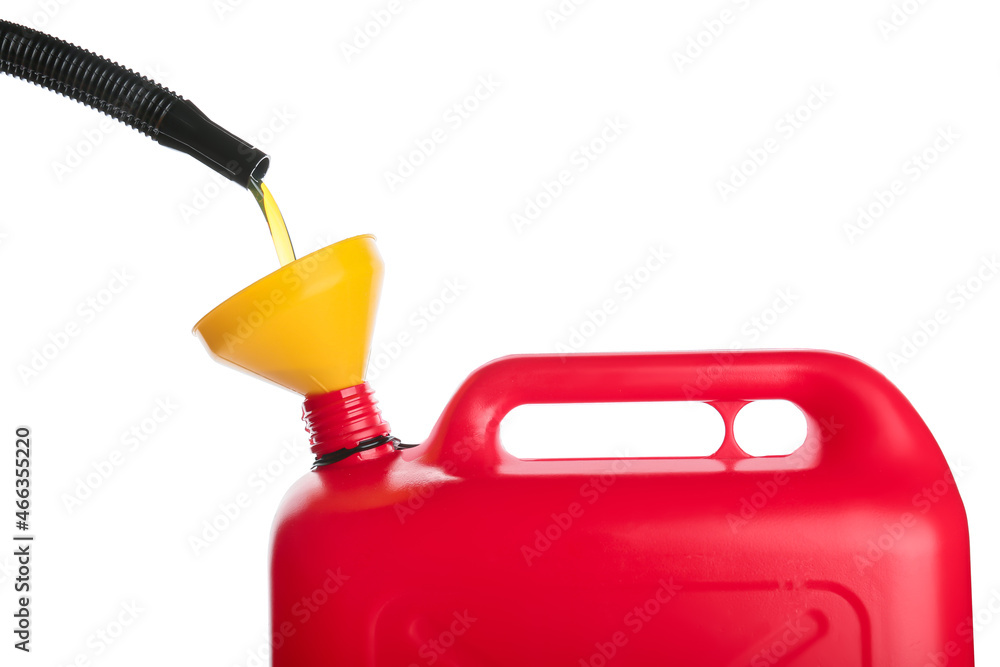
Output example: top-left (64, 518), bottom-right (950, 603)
top-left (2, 0), bottom-right (998, 664)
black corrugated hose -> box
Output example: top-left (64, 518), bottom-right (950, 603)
top-left (0, 19), bottom-right (268, 187)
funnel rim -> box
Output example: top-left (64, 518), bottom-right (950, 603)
top-left (191, 233), bottom-right (378, 336)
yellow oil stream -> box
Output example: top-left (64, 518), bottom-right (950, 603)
top-left (249, 178), bottom-right (296, 266)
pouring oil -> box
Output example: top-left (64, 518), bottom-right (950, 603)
top-left (249, 177), bottom-right (296, 266)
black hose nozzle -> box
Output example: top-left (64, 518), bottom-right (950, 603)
top-left (156, 99), bottom-right (270, 187)
top-left (0, 19), bottom-right (268, 187)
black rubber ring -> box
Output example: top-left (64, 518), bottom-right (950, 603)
top-left (312, 435), bottom-right (416, 469)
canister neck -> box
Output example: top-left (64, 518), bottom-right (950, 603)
top-left (302, 383), bottom-right (394, 465)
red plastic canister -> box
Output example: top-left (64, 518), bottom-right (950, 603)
top-left (271, 350), bottom-right (973, 666)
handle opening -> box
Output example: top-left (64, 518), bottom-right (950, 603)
top-left (499, 401), bottom-right (725, 460)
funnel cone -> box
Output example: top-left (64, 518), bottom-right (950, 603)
top-left (193, 235), bottom-right (383, 396)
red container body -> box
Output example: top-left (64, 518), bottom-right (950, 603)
top-left (271, 351), bottom-right (974, 666)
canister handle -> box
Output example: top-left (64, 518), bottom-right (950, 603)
top-left (421, 350), bottom-right (940, 474)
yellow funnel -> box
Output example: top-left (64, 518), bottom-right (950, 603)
top-left (193, 235), bottom-right (383, 396)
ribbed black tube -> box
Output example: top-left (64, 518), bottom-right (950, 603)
top-left (0, 20), bottom-right (268, 187)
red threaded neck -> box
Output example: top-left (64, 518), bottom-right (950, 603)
top-left (302, 383), bottom-right (390, 458)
